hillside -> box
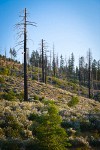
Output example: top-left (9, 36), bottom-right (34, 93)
top-left (0, 55), bottom-right (88, 96)
top-left (0, 56), bottom-right (100, 150)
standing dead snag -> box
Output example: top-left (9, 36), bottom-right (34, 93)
top-left (15, 8), bottom-right (36, 101)
top-left (42, 39), bottom-right (45, 83)
top-left (87, 49), bottom-right (92, 98)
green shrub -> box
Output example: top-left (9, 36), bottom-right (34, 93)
top-left (42, 99), bottom-right (54, 105)
top-left (0, 77), bottom-right (5, 83)
top-left (1, 114), bottom-right (24, 139)
top-left (2, 90), bottom-right (16, 101)
top-left (28, 113), bottom-right (38, 121)
top-left (5, 127), bottom-right (21, 138)
top-left (0, 128), bottom-right (4, 138)
top-left (34, 94), bottom-right (39, 100)
top-left (0, 67), bottom-right (10, 75)
top-left (0, 140), bottom-right (21, 150)
top-left (80, 121), bottom-right (91, 132)
top-left (16, 91), bottom-right (24, 101)
top-left (68, 96), bottom-right (79, 107)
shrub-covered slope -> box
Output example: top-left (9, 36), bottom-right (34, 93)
top-left (0, 56), bottom-right (100, 149)
top-left (0, 74), bottom-right (100, 149)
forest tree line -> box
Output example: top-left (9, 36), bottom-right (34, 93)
top-left (29, 47), bottom-right (100, 99)
top-left (0, 45), bottom-right (100, 100)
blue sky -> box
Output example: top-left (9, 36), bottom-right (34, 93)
top-left (0, 0), bottom-right (100, 66)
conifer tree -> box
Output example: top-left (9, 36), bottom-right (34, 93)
top-left (31, 104), bottom-right (69, 150)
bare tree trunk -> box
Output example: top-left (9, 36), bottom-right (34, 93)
top-left (24, 8), bottom-right (28, 101)
top-left (88, 49), bottom-right (91, 98)
top-left (42, 39), bottom-right (45, 83)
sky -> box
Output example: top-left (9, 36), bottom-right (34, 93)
top-left (0, 0), bottom-right (100, 66)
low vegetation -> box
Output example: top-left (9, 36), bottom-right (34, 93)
top-left (68, 96), bottom-right (79, 107)
top-left (0, 56), bottom-right (100, 149)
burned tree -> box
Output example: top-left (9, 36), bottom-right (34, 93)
top-left (87, 49), bottom-right (92, 98)
top-left (15, 8), bottom-right (36, 101)
top-left (41, 39), bottom-right (48, 84)
top-left (42, 39), bottom-right (45, 83)
top-left (52, 44), bottom-right (56, 77)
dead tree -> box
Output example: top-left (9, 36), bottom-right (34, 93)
top-left (44, 51), bottom-right (47, 84)
top-left (41, 39), bottom-right (48, 84)
top-left (87, 49), bottom-right (92, 98)
top-left (52, 44), bottom-right (56, 77)
top-left (15, 8), bottom-right (36, 101)
top-left (42, 39), bottom-right (45, 83)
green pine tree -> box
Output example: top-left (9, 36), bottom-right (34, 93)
top-left (31, 104), bottom-right (70, 150)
